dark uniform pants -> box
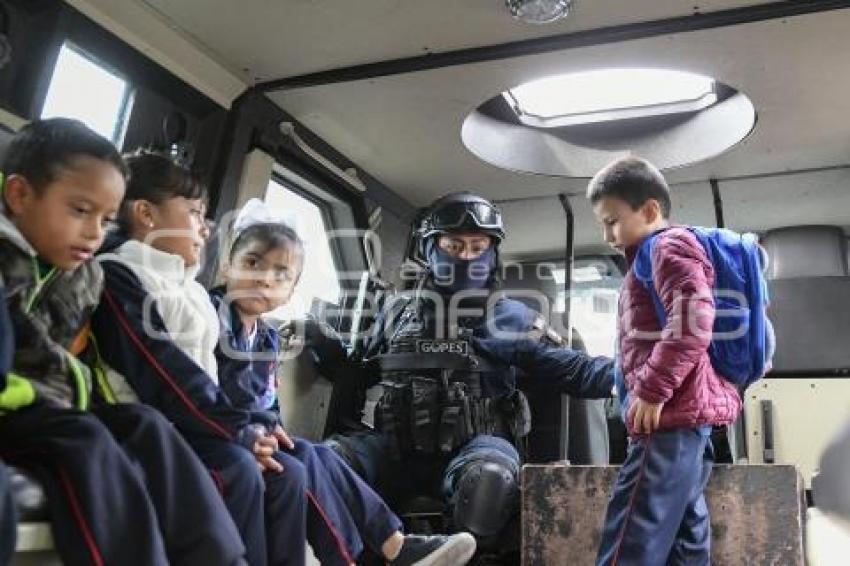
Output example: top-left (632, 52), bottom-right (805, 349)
top-left (191, 435), bottom-right (308, 566)
top-left (0, 402), bottom-right (245, 566)
top-left (596, 429), bottom-right (714, 566)
top-left (193, 435), bottom-right (390, 566)
top-left (288, 438), bottom-right (402, 563)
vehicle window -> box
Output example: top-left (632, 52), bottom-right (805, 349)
top-left (263, 178), bottom-right (342, 320)
top-left (41, 43), bottom-right (131, 143)
top-left (554, 257), bottom-right (623, 357)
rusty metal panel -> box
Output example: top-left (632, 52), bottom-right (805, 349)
top-left (522, 464), bottom-right (804, 565)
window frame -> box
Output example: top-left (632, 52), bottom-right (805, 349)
top-left (40, 40), bottom-right (134, 145)
top-left (270, 165), bottom-right (363, 280)
top-left (552, 254), bottom-right (625, 357)
top-left (265, 164), bottom-right (367, 321)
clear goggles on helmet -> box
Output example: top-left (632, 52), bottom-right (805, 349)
top-left (427, 201), bottom-right (503, 234)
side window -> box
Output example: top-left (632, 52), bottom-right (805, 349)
top-left (41, 43), bottom-right (132, 143)
top-left (554, 257), bottom-right (623, 357)
top-left (263, 178), bottom-right (342, 319)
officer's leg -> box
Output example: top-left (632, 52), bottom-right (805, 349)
top-left (325, 430), bottom-right (400, 503)
top-left (595, 429), bottom-right (710, 566)
top-left (93, 403), bottom-right (246, 565)
top-left (191, 437), bottom-right (268, 566)
top-left (666, 440), bottom-right (714, 565)
top-left (0, 404), bottom-right (168, 566)
top-left (0, 461), bottom-right (16, 566)
top-left (443, 435), bottom-right (521, 542)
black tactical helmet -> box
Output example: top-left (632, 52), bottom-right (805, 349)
top-left (418, 191), bottom-right (505, 243)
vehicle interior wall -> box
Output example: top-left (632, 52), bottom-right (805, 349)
top-left (0, 0), bottom-right (417, 299)
top-left (497, 168), bottom-right (850, 263)
top-left (203, 88), bottom-right (413, 294)
top-left (39, 1), bottom-right (850, 299)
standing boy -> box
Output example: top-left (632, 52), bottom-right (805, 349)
top-left (588, 157), bottom-right (742, 565)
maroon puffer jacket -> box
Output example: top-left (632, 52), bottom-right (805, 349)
top-left (619, 226), bottom-right (742, 434)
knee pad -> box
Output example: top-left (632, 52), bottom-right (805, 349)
top-left (452, 460), bottom-right (519, 539)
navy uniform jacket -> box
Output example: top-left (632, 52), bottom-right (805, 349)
top-left (348, 290), bottom-right (615, 399)
top-left (90, 261), bottom-right (273, 451)
top-left (209, 286), bottom-right (282, 430)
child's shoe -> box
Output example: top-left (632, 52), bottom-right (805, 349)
top-left (388, 533), bottom-right (476, 566)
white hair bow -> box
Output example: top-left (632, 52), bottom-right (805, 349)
top-left (232, 198), bottom-right (303, 242)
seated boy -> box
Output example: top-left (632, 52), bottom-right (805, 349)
top-left (0, 118), bottom-right (245, 565)
top-left (587, 157), bottom-right (742, 565)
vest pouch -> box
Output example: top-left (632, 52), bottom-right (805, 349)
top-left (506, 390), bottom-right (532, 440)
top-left (377, 378), bottom-right (412, 459)
top-left (410, 376), bottom-right (440, 454)
top-left (483, 390), bottom-right (532, 441)
top-left (439, 381), bottom-right (474, 453)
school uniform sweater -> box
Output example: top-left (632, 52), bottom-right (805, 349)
top-left (91, 237), bottom-right (272, 450)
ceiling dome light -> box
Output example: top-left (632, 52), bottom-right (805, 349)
top-left (505, 69), bottom-right (718, 127)
top-left (506, 0), bottom-right (573, 24)
top-left (462, 69), bottom-right (756, 177)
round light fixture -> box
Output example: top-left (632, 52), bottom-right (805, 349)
top-left (462, 68), bottom-right (756, 177)
top-left (506, 0), bottom-right (573, 24)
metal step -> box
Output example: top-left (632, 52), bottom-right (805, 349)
top-left (522, 463), bottom-right (805, 565)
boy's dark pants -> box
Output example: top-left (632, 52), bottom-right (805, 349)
top-left (288, 439), bottom-right (403, 564)
top-left (1, 462), bottom-right (15, 566)
top-left (596, 428), bottom-right (714, 566)
top-left (0, 402), bottom-right (245, 566)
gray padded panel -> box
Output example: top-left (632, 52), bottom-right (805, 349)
top-left (769, 277), bottom-right (850, 373)
top-left (763, 226), bottom-right (848, 279)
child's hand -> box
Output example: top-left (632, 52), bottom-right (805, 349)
top-left (272, 425), bottom-right (295, 451)
top-left (628, 398), bottom-right (664, 434)
top-left (253, 434), bottom-right (283, 473)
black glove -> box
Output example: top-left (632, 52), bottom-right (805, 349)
top-left (280, 317), bottom-right (348, 378)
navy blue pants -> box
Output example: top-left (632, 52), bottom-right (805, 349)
top-left (193, 435), bottom-right (384, 566)
top-left (191, 436), bottom-right (308, 566)
top-left (596, 429), bottom-right (714, 566)
top-left (288, 438), bottom-right (402, 563)
top-left (0, 462), bottom-right (15, 566)
top-left (0, 403), bottom-right (245, 566)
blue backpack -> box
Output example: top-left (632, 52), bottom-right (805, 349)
top-left (633, 226), bottom-right (774, 388)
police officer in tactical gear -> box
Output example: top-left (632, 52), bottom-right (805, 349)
top-left (324, 191), bottom-right (615, 549)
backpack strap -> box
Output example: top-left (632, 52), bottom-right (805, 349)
top-left (633, 229), bottom-right (670, 328)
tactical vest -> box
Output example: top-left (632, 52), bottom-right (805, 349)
top-left (371, 300), bottom-right (530, 459)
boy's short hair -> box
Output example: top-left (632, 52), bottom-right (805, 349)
top-left (586, 156), bottom-right (672, 218)
top-left (118, 150), bottom-right (207, 231)
top-left (2, 118), bottom-right (127, 194)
